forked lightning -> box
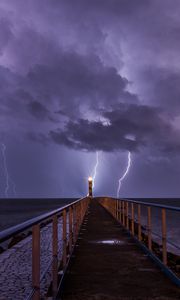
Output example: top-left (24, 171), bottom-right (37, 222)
top-left (1, 143), bottom-right (17, 198)
top-left (117, 151), bottom-right (131, 198)
top-left (92, 151), bottom-right (99, 188)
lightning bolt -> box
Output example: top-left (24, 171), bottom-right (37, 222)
top-left (10, 178), bottom-right (17, 197)
top-left (92, 151), bottom-right (99, 188)
top-left (117, 151), bottom-right (131, 198)
top-left (1, 143), bottom-right (17, 198)
top-left (1, 143), bottom-right (10, 198)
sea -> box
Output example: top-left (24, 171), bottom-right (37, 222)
top-left (0, 197), bottom-right (179, 255)
top-left (0, 198), bottom-right (76, 230)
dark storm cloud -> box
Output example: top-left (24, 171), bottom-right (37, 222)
top-left (0, 0), bottom-right (178, 124)
top-left (62, 0), bottom-right (151, 21)
top-left (49, 104), bottom-right (179, 154)
top-left (0, 0), bottom-right (180, 197)
top-left (27, 101), bottom-right (49, 120)
top-left (0, 44), bottom-right (139, 140)
top-left (141, 67), bottom-right (180, 114)
top-left (27, 132), bottom-right (49, 145)
top-left (0, 1), bottom-right (179, 140)
top-left (0, 18), bottom-right (13, 54)
top-left (0, 45), bottom-right (138, 125)
top-left (26, 51), bottom-right (138, 115)
top-left (50, 120), bottom-right (141, 152)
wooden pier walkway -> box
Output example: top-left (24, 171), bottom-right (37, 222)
top-left (59, 199), bottom-right (180, 300)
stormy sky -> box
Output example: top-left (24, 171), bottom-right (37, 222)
top-left (0, 0), bottom-right (180, 198)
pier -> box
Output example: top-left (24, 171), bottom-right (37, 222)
top-left (59, 199), bottom-right (180, 299)
top-left (0, 181), bottom-right (180, 299)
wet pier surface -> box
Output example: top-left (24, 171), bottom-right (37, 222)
top-left (60, 199), bottom-right (180, 300)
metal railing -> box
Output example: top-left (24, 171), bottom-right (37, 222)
top-left (0, 197), bottom-right (90, 300)
top-left (99, 197), bottom-right (180, 286)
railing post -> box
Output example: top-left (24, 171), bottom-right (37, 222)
top-left (138, 204), bottom-right (141, 241)
top-left (80, 201), bottom-right (83, 224)
top-left (75, 204), bottom-right (79, 242)
top-left (79, 202), bottom-right (81, 226)
top-left (118, 200), bottom-right (119, 220)
top-left (81, 201), bottom-right (84, 223)
top-left (147, 207), bottom-right (152, 251)
top-left (125, 202), bottom-right (126, 226)
top-left (74, 205), bottom-right (77, 242)
top-left (162, 208), bottom-right (167, 265)
top-left (77, 203), bottom-right (80, 234)
top-left (32, 224), bottom-right (40, 300)
top-left (131, 203), bottom-right (134, 235)
top-left (116, 200), bottom-right (118, 219)
top-left (52, 215), bottom-right (58, 298)
top-left (122, 201), bottom-right (125, 226)
top-left (72, 205), bottom-right (76, 245)
top-left (63, 209), bottom-right (67, 268)
top-left (69, 206), bottom-right (73, 253)
top-left (119, 201), bottom-right (122, 223)
top-left (73, 205), bottom-right (76, 244)
top-left (126, 202), bottom-right (129, 230)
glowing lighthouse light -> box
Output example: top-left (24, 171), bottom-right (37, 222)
top-left (88, 176), bottom-right (93, 197)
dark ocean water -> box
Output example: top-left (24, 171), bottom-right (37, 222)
top-left (128, 198), bottom-right (180, 207)
top-left (126, 198), bottom-right (180, 255)
top-left (0, 197), bottom-right (179, 254)
top-left (0, 198), bottom-right (77, 230)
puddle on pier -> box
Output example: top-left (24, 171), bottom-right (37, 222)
top-left (92, 239), bottom-right (125, 245)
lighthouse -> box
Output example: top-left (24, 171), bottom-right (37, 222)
top-left (88, 177), bottom-right (93, 197)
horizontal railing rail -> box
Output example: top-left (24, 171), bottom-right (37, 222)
top-left (0, 196), bottom-right (90, 300)
top-left (97, 196), bottom-right (180, 211)
top-left (98, 196), bottom-right (180, 287)
top-left (121, 198), bottom-right (180, 212)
